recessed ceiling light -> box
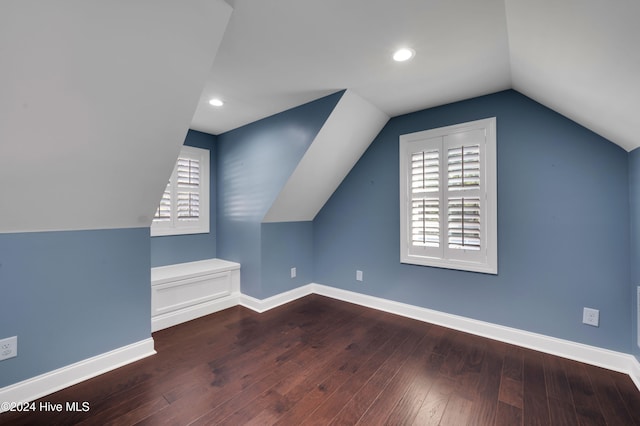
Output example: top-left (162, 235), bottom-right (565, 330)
top-left (209, 98), bottom-right (224, 107)
top-left (393, 48), bottom-right (415, 62)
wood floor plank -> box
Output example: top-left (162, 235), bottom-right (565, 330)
top-left (564, 358), bottom-right (607, 426)
top-left (233, 320), bottom-right (401, 425)
top-left (328, 324), bottom-right (431, 425)
top-left (96, 396), bottom-right (169, 426)
top-left (499, 344), bottom-right (524, 410)
top-left (138, 339), bottom-right (319, 423)
top-left (193, 305), bottom-right (391, 425)
top-left (270, 319), bottom-right (398, 425)
top-left (614, 370), bottom-right (640, 425)
top-left (522, 349), bottom-right (551, 426)
top-left (2, 294), bottom-right (639, 426)
top-left (468, 339), bottom-right (505, 425)
top-left (495, 400), bottom-right (523, 426)
top-left (154, 298), bottom-right (371, 424)
top-left (453, 334), bottom-right (487, 401)
top-left (439, 392), bottom-right (474, 426)
top-left (542, 353), bottom-right (573, 404)
top-left (297, 325), bottom-right (419, 425)
top-left (354, 326), bottom-right (450, 425)
top-left (411, 376), bottom-right (453, 426)
top-left (376, 349), bottom-right (441, 425)
top-left (585, 365), bottom-right (637, 426)
top-left (435, 331), bottom-right (467, 380)
top-left (502, 344), bottom-right (524, 381)
top-left (499, 376), bottom-right (523, 409)
top-left (547, 397), bottom-right (578, 426)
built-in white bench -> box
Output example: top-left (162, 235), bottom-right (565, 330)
top-left (151, 259), bottom-right (240, 332)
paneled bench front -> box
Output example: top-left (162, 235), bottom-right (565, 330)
top-left (151, 259), bottom-right (240, 331)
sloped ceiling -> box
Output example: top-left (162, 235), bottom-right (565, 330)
top-left (506, 0), bottom-right (640, 152)
top-left (192, 0), bottom-right (640, 152)
top-left (0, 0), bottom-right (231, 233)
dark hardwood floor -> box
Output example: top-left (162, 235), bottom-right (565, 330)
top-left (2, 294), bottom-right (639, 425)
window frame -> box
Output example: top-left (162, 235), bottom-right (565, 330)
top-left (151, 145), bottom-right (210, 237)
top-left (399, 117), bottom-right (497, 274)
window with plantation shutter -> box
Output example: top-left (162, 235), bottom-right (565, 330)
top-left (151, 145), bottom-right (210, 237)
top-left (400, 118), bottom-right (497, 274)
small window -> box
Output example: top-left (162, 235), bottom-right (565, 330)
top-left (399, 118), bottom-right (497, 274)
top-left (151, 145), bottom-right (210, 237)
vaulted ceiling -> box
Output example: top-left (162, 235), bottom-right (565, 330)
top-left (191, 0), bottom-right (640, 152)
top-left (1, 1), bottom-right (638, 234)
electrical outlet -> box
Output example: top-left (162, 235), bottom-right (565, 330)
top-left (356, 270), bottom-right (363, 282)
top-left (582, 307), bottom-right (599, 327)
top-left (0, 336), bottom-right (17, 361)
top-left (290, 267), bottom-right (296, 279)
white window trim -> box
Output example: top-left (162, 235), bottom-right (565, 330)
top-left (151, 145), bottom-right (210, 237)
top-left (399, 118), bottom-right (497, 274)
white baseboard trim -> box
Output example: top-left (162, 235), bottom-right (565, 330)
top-left (239, 284), bottom-right (315, 313)
top-left (0, 338), bottom-right (155, 412)
top-left (629, 356), bottom-right (640, 391)
top-left (152, 293), bottom-right (241, 332)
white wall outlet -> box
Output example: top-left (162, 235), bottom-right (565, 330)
top-left (356, 270), bottom-right (363, 282)
top-left (290, 267), bottom-right (296, 279)
top-left (582, 307), bottom-right (599, 327)
top-left (0, 336), bottom-right (17, 361)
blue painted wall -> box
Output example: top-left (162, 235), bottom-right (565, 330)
top-left (0, 227), bottom-right (150, 387)
top-left (150, 129), bottom-right (217, 267)
top-left (261, 221), bottom-right (314, 298)
top-left (630, 148), bottom-right (640, 360)
top-left (216, 91), bottom-right (343, 298)
top-left (314, 90), bottom-right (631, 352)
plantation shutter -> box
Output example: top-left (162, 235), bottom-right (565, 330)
top-left (443, 130), bottom-right (485, 263)
top-left (151, 145), bottom-right (210, 236)
top-left (176, 157), bottom-right (201, 222)
top-left (402, 136), bottom-right (443, 259)
top-left (410, 149), bottom-right (440, 248)
top-left (405, 134), bottom-right (485, 260)
top-left (400, 118), bottom-right (496, 274)
top-left (446, 144), bottom-right (481, 250)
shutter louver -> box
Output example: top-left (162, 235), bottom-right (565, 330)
top-left (411, 198), bottom-right (439, 247)
top-left (176, 157), bottom-right (200, 221)
top-left (176, 158), bottom-right (200, 187)
top-left (448, 197), bottom-right (481, 250)
top-left (447, 144), bottom-right (481, 251)
top-left (447, 145), bottom-right (480, 190)
top-left (411, 151), bottom-right (439, 193)
top-left (410, 150), bottom-right (440, 248)
top-left (177, 192), bottom-right (200, 220)
top-left (154, 182), bottom-right (171, 221)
